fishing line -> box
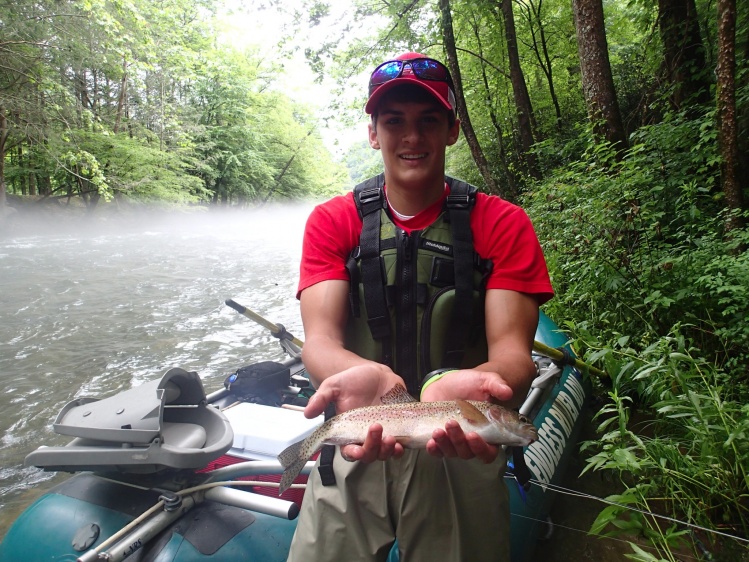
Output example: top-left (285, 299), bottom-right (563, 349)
top-left (509, 512), bottom-right (704, 562)
top-left (511, 476), bottom-right (749, 546)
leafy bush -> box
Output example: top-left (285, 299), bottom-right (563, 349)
top-left (525, 110), bottom-right (749, 558)
top-left (527, 109), bottom-right (749, 374)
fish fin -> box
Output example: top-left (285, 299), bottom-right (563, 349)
top-left (380, 384), bottom-right (416, 405)
top-left (456, 400), bottom-right (489, 426)
top-left (279, 458), bottom-right (307, 496)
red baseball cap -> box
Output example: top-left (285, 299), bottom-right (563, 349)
top-left (365, 52), bottom-right (456, 115)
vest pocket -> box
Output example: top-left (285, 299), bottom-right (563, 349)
top-left (420, 287), bottom-right (488, 375)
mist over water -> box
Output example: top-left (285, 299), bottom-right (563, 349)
top-left (0, 204), bottom-right (316, 537)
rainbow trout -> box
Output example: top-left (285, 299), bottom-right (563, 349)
top-left (277, 384), bottom-right (538, 494)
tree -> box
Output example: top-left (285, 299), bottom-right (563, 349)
top-left (515, 0), bottom-right (563, 130)
top-left (571, 0), bottom-right (628, 154)
top-left (658, 0), bottom-right (711, 110)
top-left (439, 0), bottom-right (506, 199)
top-left (716, 0), bottom-right (744, 229)
top-left (498, 0), bottom-right (540, 179)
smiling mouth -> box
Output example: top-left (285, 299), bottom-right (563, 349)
top-left (400, 153), bottom-right (427, 160)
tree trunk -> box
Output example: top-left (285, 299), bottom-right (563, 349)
top-left (114, 60), bottom-right (128, 134)
top-left (519, 0), bottom-right (563, 129)
top-left (572, 0), bottom-right (628, 155)
top-left (439, 0), bottom-right (507, 200)
top-left (716, 0), bottom-right (744, 230)
top-left (499, 0), bottom-right (541, 179)
top-left (0, 107), bottom-right (7, 213)
top-left (471, 23), bottom-right (519, 197)
top-left (658, 0), bottom-right (710, 110)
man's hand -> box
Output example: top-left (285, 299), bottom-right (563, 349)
top-left (420, 369), bottom-right (509, 463)
top-left (426, 420), bottom-right (500, 463)
top-left (339, 423), bottom-right (404, 462)
top-left (420, 368), bottom-right (514, 404)
top-left (303, 363), bottom-right (406, 463)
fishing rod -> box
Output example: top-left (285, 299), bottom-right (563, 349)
top-left (225, 298), bottom-right (606, 378)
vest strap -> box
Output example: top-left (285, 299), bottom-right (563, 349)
top-left (442, 177), bottom-right (477, 367)
top-left (353, 175), bottom-right (393, 367)
top-left (509, 446), bottom-right (533, 490)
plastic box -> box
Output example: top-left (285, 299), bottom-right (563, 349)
top-left (222, 403), bottom-right (323, 461)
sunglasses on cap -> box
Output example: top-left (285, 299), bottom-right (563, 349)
top-left (368, 58), bottom-right (455, 96)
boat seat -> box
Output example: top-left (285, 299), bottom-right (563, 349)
top-left (25, 368), bottom-right (233, 474)
top-left (161, 422), bottom-right (207, 449)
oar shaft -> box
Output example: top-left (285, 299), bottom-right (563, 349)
top-left (225, 299), bottom-right (305, 348)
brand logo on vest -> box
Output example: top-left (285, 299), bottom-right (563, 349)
top-left (523, 374), bottom-right (585, 486)
top-left (423, 239), bottom-right (451, 254)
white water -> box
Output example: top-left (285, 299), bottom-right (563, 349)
top-left (0, 204), bottom-right (315, 538)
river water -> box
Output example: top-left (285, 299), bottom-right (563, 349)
top-left (0, 204), bottom-right (315, 539)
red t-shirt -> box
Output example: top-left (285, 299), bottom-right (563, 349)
top-left (298, 187), bottom-right (554, 304)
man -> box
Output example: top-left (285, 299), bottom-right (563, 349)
top-left (288, 53), bottom-right (553, 562)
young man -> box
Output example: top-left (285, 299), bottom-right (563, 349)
top-left (288, 53), bottom-right (553, 562)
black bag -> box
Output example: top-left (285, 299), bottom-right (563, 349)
top-left (224, 361), bottom-right (290, 400)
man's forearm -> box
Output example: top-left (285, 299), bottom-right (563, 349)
top-left (301, 334), bottom-right (383, 388)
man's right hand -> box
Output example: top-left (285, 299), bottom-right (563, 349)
top-left (303, 363), bottom-right (406, 462)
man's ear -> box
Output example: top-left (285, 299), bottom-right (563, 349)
top-left (368, 122), bottom-right (380, 150)
top-left (447, 118), bottom-right (461, 146)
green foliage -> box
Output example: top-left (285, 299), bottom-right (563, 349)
top-left (527, 109), bottom-right (748, 370)
top-left (578, 334), bottom-right (749, 557)
top-left (527, 109), bottom-right (749, 556)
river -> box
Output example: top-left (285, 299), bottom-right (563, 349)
top-left (0, 204), bottom-right (315, 539)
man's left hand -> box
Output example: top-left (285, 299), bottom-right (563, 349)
top-left (426, 419), bottom-right (500, 463)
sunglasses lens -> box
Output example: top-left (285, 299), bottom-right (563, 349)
top-left (370, 61), bottom-right (404, 86)
top-left (411, 59), bottom-right (449, 81)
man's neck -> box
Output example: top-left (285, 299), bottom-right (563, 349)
top-left (383, 175), bottom-right (446, 217)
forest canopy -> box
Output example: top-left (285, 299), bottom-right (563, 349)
top-left (0, 0), bottom-right (350, 210)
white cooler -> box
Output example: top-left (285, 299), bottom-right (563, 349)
top-left (222, 403), bottom-right (323, 461)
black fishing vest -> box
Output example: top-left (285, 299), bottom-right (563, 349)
top-left (345, 174), bottom-right (493, 396)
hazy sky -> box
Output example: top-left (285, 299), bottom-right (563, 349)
top-left (217, 1), bottom-right (374, 156)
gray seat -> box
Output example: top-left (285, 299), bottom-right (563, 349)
top-left (26, 368), bottom-right (233, 474)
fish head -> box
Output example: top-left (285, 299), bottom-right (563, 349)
top-left (485, 406), bottom-right (538, 446)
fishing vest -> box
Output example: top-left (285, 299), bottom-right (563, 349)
top-left (345, 174), bottom-right (493, 396)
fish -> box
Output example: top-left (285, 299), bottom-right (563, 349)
top-left (276, 384), bottom-right (538, 494)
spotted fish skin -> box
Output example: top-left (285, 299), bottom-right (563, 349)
top-left (276, 385), bottom-right (537, 494)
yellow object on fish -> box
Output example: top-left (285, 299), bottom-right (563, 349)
top-left (277, 384), bottom-right (538, 494)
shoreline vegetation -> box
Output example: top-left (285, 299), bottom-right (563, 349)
top-left (2, 0), bottom-right (748, 559)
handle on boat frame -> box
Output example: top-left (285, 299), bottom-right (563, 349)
top-left (226, 298), bottom-right (606, 378)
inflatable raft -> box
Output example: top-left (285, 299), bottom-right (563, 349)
top-left (0, 309), bottom-right (588, 562)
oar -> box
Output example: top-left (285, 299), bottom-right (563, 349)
top-left (224, 299), bottom-right (305, 349)
top-left (532, 340), bottom-right (606, 378)
top-left (225, 299), bottom-right (605, 378)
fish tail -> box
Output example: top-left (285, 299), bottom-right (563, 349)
top-left (279, 457), bottom-right (308, 495)
top-left (278, 438), bottom-right (313, 496)
top-left (278, 438), bottom-right (306, 470)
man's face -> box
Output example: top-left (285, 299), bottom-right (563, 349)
top-left (368, 99), bottom-right (460, 191)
